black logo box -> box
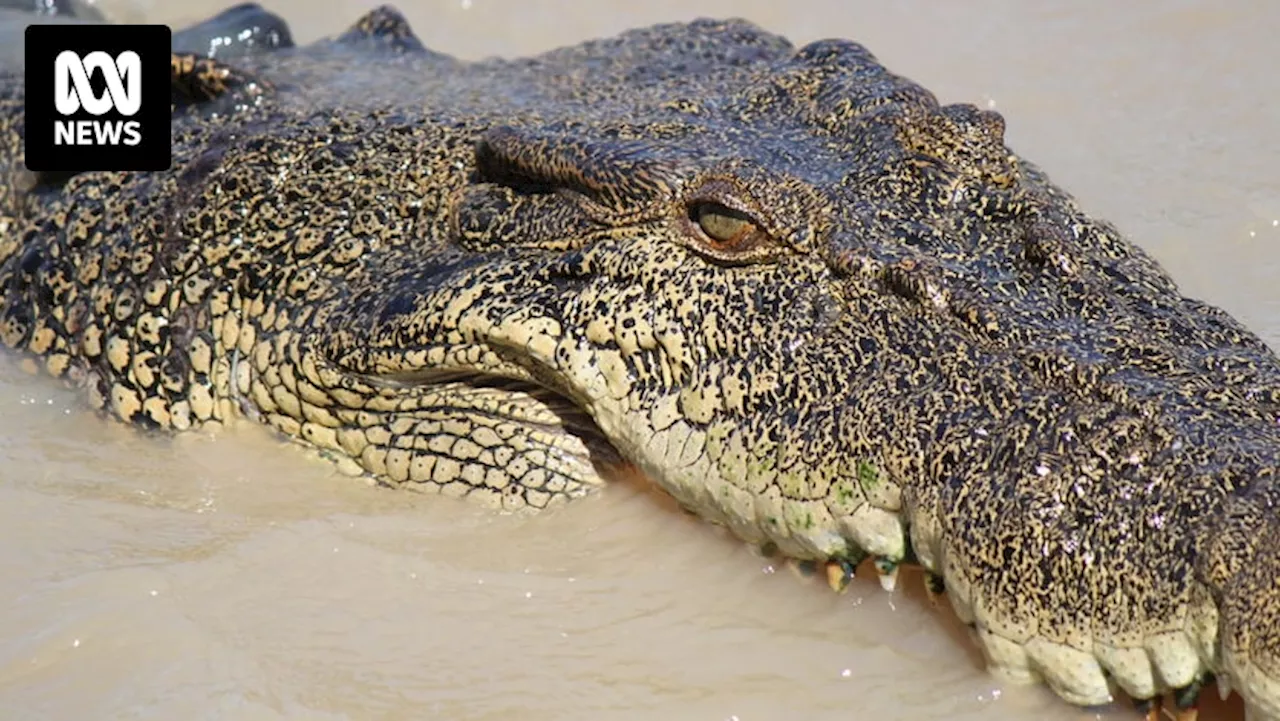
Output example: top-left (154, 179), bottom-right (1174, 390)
top-left (24, 24), bottom-right (172, 173)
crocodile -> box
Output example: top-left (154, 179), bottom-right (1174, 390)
top-left (0, 5), bottom-right (1277, 719)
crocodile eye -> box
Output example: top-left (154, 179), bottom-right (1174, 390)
top-left (690, 202), bottom-right (767, 255)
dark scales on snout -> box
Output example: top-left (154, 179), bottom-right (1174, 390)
top-left (0, 5), bottom-right (1277, 719)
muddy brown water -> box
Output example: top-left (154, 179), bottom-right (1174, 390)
top-left (1, 2), bottom-right (1277, 720)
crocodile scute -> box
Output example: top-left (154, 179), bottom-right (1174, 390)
top-left (0, 5), bottom-right (1277, 718)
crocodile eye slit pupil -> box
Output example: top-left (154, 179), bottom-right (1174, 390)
top-left (691, 202), bottom-right (759, 252)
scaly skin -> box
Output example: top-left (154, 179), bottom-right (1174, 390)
top-left (1, 6), bottom-right (1278, 718)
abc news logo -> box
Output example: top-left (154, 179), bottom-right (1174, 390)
top-left (54, 50), bottom-right (143, 146)
top-left (25, 24), bottom-right (171, 172)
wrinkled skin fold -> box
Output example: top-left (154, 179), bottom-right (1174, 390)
top-left (0, 5), bottom-right (1278, 719)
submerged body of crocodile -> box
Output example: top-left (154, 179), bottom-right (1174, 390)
top-left (0, 5), bottom-right (1277, 719)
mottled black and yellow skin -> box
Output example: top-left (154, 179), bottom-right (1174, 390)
top-left (0, 6), bottom-right (1277, 718)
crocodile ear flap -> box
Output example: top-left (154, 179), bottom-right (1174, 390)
top-left (449, 183), bottom-right (603, 252)
top-left (476, 126), bottom-right (686, 219)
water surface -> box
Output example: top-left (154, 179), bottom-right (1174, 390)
top-left (1, 2), bottom-right (1276, 719)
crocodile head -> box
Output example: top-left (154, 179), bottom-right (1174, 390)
top-left (1, 6), bottom-right (1278, 719)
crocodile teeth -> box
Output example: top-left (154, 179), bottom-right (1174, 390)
top-left (873, 556), bottom-right (898, 592)
top-left (824, 559), bottom-right (856, 593)
top-left (788, 559), bottom-right (819, 579)
top-left (1173, 674), bottom-right (1205, 711)
top-left (1133, 695), bottom-right (1161, 721)
top-left (923, 572), bottom-right (945, 607)
top-left (1217, 673), bottom-right (1232, 701)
